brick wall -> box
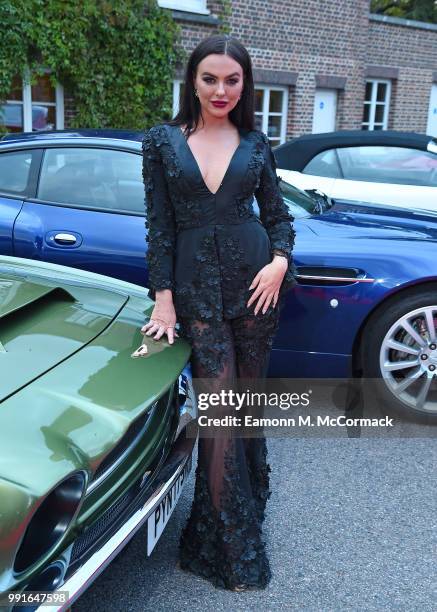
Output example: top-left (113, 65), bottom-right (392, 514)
top-left (367, 17), bottom-right (437, 133)
top-left (230, 0), bottom-right (369, 136)
top-left (171, 0), bottom-right (224, 66)
top-left (173, 0), bottom-right (369, 137)
top-left (171, 1), bottom-right (436, 138)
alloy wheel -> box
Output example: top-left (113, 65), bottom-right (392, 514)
top-left (380, 305), bottom-right (437, 414)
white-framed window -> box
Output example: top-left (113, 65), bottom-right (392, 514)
top-left (0, 69), bottom-right (64, 133)
top-left (254, 85), bottom-right (288, 145)
top-left (362, 79), bottom-right (391, 131)
top-left (157, 0), bottom-right (209, 14)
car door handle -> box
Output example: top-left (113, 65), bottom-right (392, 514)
top-left (53, 233), bottom-right (77, 245)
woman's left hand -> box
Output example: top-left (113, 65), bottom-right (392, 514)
top-left (246, 257), bottom-right (289, 315)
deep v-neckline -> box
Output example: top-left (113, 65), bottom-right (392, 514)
top-left (177, 125), bottom-right (243, 196)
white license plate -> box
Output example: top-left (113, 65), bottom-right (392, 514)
top-left (146, 454), bottom-right (192, 555)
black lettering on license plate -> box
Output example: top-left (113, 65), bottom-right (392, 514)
top-left (153, 457), bottom-right (192, 539)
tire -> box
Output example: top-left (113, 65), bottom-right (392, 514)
top-left (361, 288), bottom-right (437, 424)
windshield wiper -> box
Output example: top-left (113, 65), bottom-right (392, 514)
top-left (304, 189), bottom-right (334, 214)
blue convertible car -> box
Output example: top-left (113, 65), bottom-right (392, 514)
top-left (1, 129), bottom-right (436, 420)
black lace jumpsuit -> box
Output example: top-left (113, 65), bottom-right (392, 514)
top-left (142, 122), bottom-right (296, 590)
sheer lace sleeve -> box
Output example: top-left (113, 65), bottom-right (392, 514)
top-left (255, 133), bottom-right (296, 260)
top-left (142, 127), bottom-right (176, 300)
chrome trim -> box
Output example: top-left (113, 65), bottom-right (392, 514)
top-left (53, 233), bottom-right (77, 244)
top-left (11, 471), bottom-right (88, 583)
top-left (296, 274), bottom-right (375, 283)
top-left (86, 401), bottom-right (159, 495)
top-left (175, 376), bottom-right (197, 440)
top-left (37, 453), bottom-right (192, 612)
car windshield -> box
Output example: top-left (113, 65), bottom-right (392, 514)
top-left (279, 179), bottom-right (316, 218)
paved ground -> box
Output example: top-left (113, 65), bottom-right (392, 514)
top-left (74, 433), bottom-right (435, 611)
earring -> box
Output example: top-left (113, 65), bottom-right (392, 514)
top-left (195, 89), bottom-right (198, 97)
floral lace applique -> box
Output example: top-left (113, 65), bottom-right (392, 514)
top-left (247, 133), bottom-right (267, 193)
top-left (232, 304), bottom-right (282, 375)
top-left (178, 319), bottom-right (231, 378)
top-left (222, 131), bottom-right (265, 224)
top-left (255, 132), bottom-right (296, 259)
top-left (178, 438), bottom-right (272, 590)
top-left (149, 124), bottom-right (182, 181)
top-left (217, 231), bottom-right (253, 320)
top-left (174, 231), bottom-right (223, 322)
top-left (142, 127), bottom-right (176, 294)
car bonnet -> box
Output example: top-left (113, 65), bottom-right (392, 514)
top-left (302, 202), bottom-right (437, 242)
top-left (0, 275), bottom-right (127, 402)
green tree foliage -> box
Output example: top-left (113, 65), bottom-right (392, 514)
top-left (370, 0), bottom-right (437, 23)
top-left (0, 0), bottom-right (183, 134)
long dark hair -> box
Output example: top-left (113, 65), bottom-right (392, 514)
top-left (166, 34), bottom-right (256, 136)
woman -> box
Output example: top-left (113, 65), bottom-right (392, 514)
top-left (134, 34), bottom-right (296, 591)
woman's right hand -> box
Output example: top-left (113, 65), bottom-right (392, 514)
top-left (141, 299), bottom-right (179, 345)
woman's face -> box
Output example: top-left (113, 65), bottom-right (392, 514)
top-left (193, 53), bottom-right (244, 119)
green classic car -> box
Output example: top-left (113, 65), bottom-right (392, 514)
top-left (0, 255), bottom-right (197, 611)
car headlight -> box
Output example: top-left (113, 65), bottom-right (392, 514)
top-left (14, 471), bottom-right (86, 573)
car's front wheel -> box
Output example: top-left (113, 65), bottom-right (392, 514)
top-left (361, 287), bottom-right (437, 422)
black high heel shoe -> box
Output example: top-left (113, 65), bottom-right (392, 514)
top-left (231, 584), bottom-right (249, 592)
top-left (176, 561), bottom-right (256, 592)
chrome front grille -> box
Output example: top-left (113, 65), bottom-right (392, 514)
top-left (86, 399), bottom-right (161, 495)
top-left (70, 446), bottom-right (166, 563)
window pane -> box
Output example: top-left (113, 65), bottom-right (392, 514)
top-left (269, 90), bottom-right (282, 113)
top-left (376, 83), bottom-right (387, 103)
top-left (39, 148), bottom-right (144, 212)
top-left (0, 150), bottom-right (32, 193)
top-left (254, 89), bottom-right (263, 113)
top-left (303, 149), bottom-right (341, 178)
top-left (363, 103), bottom-right (370, 124)
top-left (267, 115), bottom-right (281, 138)
top-left (374, 104), bottom-right (385, 123)
top-left (31, 74), bottom-right (56, 103)
top-left (0, 103), bottom-right (24, 132)
top-left (115, 153), bottom-right (144, 212)
top-left (365, 81), bottom-right (372, 102)
top-left (337, 146), bottom-right (437, 186)
top-left (32, 105), bottom-right (56, 131)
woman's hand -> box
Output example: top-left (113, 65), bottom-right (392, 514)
top-left (142, 298), bottom-right (179, 343)
top-left (131, 294), bottom-right (179, 357)
top-left (246, 256), bottom-right (288, 315)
